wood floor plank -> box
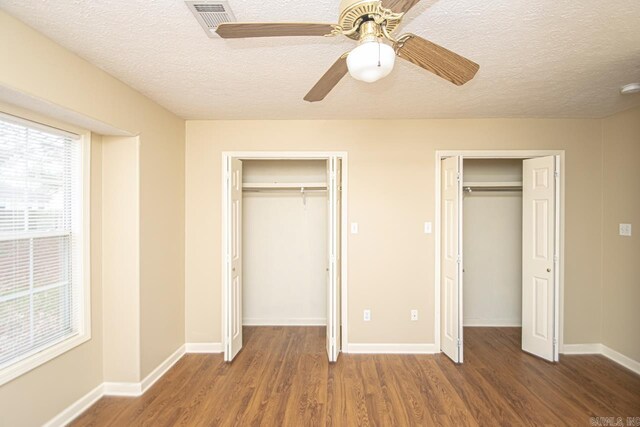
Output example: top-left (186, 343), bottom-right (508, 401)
top-left (71, 327), bottom-right (640, 426)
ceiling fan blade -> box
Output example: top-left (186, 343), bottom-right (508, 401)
top-left (304, 54), bottom-right (349, 102)
top-left (380, 0), bottom-right (423, 13)
top-left (395, 34), bottom-right (479, 85)
top-left (216, 22), bottom-right (337, 38)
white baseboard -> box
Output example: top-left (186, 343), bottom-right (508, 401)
top-left (185, 342), bottom-right (223, 353)
top-left (102, 381), bottom-right (142, 397)
top-left (602, 345), bottom-right (640, 375)
top-left (463, 319), bottom-right (521, 327)
top-left (561, 343), bottom-right (640, 375)
top-left (43, 383), bottom-right (104, 427)
top-left (141, 345), bottom-right (185, 392)
top-left (242, 318), bottom-right (326, 326)
top-left (561, 343), bottom-right (603, 354)
top-left (103, 344), bottom-right (186, 397)
top-left (45, 344), bottom-right (190, 424)
top-left (347, 343), bottom-right (438, 354)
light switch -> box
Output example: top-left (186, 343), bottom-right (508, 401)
top-left (411, 310), bottom-right (419, 321)
top-left (363, 309), bottom-right (371, 321)
top-left (351, 222), bottom-right (359, 234)
top-left (619, 224), bottom-right (632, 237)
top-left (424, 222), bottom-right (432, 234)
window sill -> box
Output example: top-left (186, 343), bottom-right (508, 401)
top-left (0, 332), bottom-right (91, 387)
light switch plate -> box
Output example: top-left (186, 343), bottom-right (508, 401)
top-left (619, 224), bottom-right (632, 237)
top-left (351, 222), bottom-right (359, 234)
top-left (411, 309), bottom-right (418, 321)
top-left (424, 222), bottom-right (432, 234)
top-left (363, 309), bottom-right (371, 321)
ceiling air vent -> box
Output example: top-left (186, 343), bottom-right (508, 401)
top-left (186, 1), bottom-right (236, 38)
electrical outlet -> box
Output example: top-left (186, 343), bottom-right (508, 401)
top-left (363, 309), bottom-right (371, 321)
top-left (619, 223), bottom-right (632, 237)
top-left (411, 310), bottom-right (419, 321)
top-left (424, 222), bottom-right (432, 234)
top-left (351, 222), bottom-right (359, 234)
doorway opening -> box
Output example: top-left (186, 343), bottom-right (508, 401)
top-left (221, 152), bottom-right (347, 363)
top-left (436, 151), bottom-right (564, 364)
top-left (463, 159), bottom-right (523, 331)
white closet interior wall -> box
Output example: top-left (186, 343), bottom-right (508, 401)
top-left (242, 160), bottom-right (327, 326)
top-left (463, 159), bottom-right (523, 327)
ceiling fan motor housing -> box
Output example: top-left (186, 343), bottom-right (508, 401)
top-left (338, 0), bottom-right (402, 40)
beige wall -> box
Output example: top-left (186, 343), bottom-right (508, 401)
top-left (102, 136), bottom-right (140, 382)
top-left (602, 106), bottom-right (640, 362)
top-left (139, 120), bottom-right (185, 378)
top-left (185, 119), bottom-right (604, 346)
top-left (0, 10), bottom-right (185, 423)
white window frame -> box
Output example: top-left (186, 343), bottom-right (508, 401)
top-left (0, 111), bottom-right (91, 386)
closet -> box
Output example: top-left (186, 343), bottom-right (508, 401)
top-left (462, 159), bottom-right (523, 328)
top-left (440, 153), bottom-right (561, 365)
top-left (223, 154), bottom-right (344, 363)
top-left (242, 160), bottom-right (328, 327)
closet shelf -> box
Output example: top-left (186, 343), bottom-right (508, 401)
top-left (242, 182), bottom-right (327, 190)
top-left (463, 181), bottom-right (522, 187)
top-left (463, 181), bottom-right (522, 192)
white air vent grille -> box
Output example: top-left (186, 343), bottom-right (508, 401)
top-left (194, 4), bottom-right (225, 13)
top-left (186, 1), bottom-right (236, 38)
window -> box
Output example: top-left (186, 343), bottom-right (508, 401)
top-left (0, 112), bottom-right (89, 384)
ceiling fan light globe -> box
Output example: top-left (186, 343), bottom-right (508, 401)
top-left (347, 41), bottom-right (395, 83)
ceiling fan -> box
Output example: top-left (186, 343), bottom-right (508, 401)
top-left (216, 0), bottom-right (479, 102)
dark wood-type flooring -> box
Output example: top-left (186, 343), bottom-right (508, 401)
top-left (72, 326), bottom-right (640, 426)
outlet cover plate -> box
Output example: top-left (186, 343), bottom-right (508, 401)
top-left (620, 223), bottom-right (632, 237)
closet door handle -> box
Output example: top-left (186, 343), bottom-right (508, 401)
top-left (546, 268), bottom-right (551, 273)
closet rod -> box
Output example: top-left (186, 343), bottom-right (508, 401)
top-left (464, 187), bottom-right (522, 193)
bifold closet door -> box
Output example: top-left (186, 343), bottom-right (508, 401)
top-left (441, 156), bottom-right (463, 363)
top-left (522, 156), bottom-right (559, 362)
top-left (326, 157), bottom-right (340, 362)
top-left (226, 158), bottom-right (243, 362)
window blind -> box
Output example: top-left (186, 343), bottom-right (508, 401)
top-left (0, 114), bottom-right (82, 369)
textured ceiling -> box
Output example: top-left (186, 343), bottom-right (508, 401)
top-left (1, 0), bottom-right (639, 119)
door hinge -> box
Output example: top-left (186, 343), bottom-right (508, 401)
top-left (456, 255), bottom-right (462, 264)
top-left (553, 255), bottom-right (559, 263)
top-left (456, 172), bottom-right (461, 182)
top-left (456, 338), bottom-right (462, 347)
top-left (554, 171), bottom-right (559, 179)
